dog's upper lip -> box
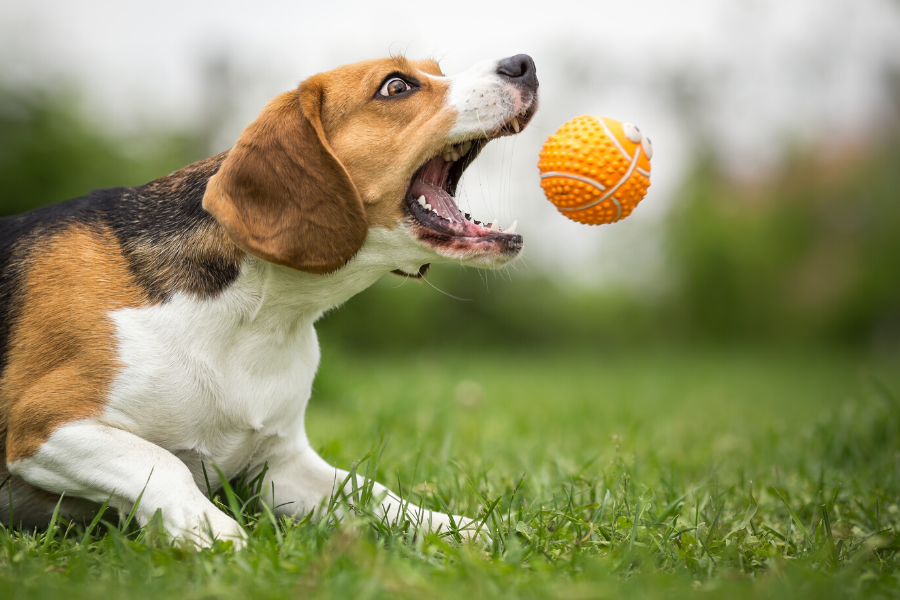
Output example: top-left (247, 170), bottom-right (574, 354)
top-left (499, 101), bottom-right (537, 136)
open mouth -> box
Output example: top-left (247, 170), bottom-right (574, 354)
top-left (404, 108), bottom-right (535, 255)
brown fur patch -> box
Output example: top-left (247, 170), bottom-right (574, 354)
top-left (1, 225), bottom-right (144, 462)
top-left (318, 58), bottom-right (456, 229)
top-left (203, 89), bottom-right (369, 275)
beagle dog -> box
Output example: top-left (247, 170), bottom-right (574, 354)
top-left (0, 54), bottom-right (538, 545)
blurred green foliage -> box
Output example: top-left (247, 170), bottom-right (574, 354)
top-left (666, 133), bottom-right (900, 348)
top-left (317, 270), bottom-right (658, 353)
top-left (2, 82), bottom-right (898, 350)
top-left (0, 85), bottom-right (205, 216)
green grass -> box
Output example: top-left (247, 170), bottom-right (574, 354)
top-left (2, 347), bottom-right (899, 599)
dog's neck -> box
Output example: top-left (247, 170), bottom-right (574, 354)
top-left (230, 227), bottom-right (437, 330)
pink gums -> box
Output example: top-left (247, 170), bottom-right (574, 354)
top-left (409, 156), bottom-right (466, 224)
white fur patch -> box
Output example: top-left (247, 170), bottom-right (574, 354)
top-left (102, 228), bottom-right (435, 482)
top-left (442, 58), bottom-right (529, 141)
top-left (10, 420), bottom-right (246, 547)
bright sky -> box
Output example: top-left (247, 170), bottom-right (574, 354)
top-left (2, 0), bottom-right (899, 286)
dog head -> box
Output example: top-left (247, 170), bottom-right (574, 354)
top-left (203, 54), bottom-right (539, 275)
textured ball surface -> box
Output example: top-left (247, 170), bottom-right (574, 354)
top-left (538, 115), bottom-right (653, 225)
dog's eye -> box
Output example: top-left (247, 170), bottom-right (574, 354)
top-left (379, 78), bottom-right (411, 97)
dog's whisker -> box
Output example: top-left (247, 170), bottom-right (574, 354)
top-left (420, 275), bottom-right (472, 302)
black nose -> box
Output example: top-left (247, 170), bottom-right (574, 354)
top-left (496, 54), bottom-right (538, 92)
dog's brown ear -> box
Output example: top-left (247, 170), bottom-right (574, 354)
top-left (203, 78), bottom-right (367, 274)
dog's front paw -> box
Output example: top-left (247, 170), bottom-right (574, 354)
top-left (166, 507), bottom-right (248, 549)
top-left (421, 511), bottom-right (491, 544)
top-left (452, 515), bottom-right (493, 544)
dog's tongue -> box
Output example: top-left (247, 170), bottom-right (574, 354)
top-left (410, 156), bottom-right (464, 223)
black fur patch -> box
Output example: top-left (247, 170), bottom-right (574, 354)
top-left (0, 462), bottom-right (103, 530)
top-left (390, 263), bottom-right (430, 279)
top-left (0, 152), bottom-right (243, 378)
top-left (107, 153), bottom-right (243, 304)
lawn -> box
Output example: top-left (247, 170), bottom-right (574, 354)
top-left (1, 346), bottom-right (898, 599)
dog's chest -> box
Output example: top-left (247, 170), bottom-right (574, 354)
top-left (102, 283), bottom-right (321, 477)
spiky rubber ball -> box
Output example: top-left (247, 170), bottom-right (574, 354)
top-left (538, 115), bottom-right (653, 225)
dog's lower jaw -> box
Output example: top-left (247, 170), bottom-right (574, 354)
top-left (404, 226), bottom-right (524, 270)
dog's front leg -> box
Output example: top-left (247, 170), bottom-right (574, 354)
top-left (262, 444), bottom-right (483, 540)
top-left (8, 420), bottom-right (246, 547)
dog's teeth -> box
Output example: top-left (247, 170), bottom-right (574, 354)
top-left (510, 118), bottom-right (520, 133)
top-left (432, 209), bottom-right (438, 214)
top-left (417, 196), bottom-right (427, 207)
top-left (506, 220), bottom-right (518, 234)
top-left (424, 203), bottom-right (432, 210)
top-left (490, 221), bottom-right (500, 231)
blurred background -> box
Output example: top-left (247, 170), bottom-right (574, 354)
top-left (2, 0), bottom-right (899, 354)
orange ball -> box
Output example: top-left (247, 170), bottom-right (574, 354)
top-left (538, 115), bottom-right (653, 225)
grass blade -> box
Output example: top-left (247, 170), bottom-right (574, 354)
top-left (772, 487), bottom-right (813, 549)
top-left (41, 493), bottom-right (65, 551)
top-left (81, 494), bottom-right (113, 545)
top-left (726, 500), bottom-right (758, 539)
top-left (628, 494), bottom-right (641, 551)
top-left (202, 461), bottom-right (213, 499)
top-left (213, 465), bottom-right (245, 528)
top-left (699, 501), bottom-right (724, 566)
top-left (821, 503), bottom-right (838, 567)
